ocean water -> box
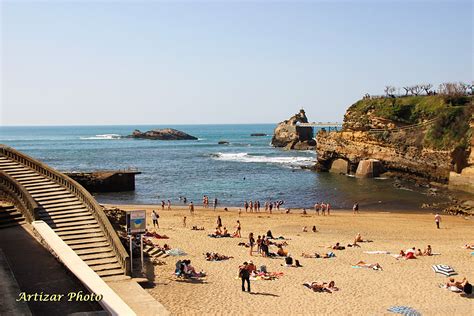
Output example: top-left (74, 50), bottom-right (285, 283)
top-left (0, 125), bottom-right (442, 211)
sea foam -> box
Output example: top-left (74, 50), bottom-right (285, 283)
top-left (211, 152), bottom-right (314, 167)
top-left (80, 134), bottom-right (122, 140)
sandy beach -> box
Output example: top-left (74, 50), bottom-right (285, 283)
top-left (105, 204), bottom-right (474, 315)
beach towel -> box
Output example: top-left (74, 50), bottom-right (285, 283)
top-left (364, 251), bottom-right (391, 254)
top-left (166, 248), bottom-right (187, 256)
top-left (387, 306), bottom-right (421, 316)
top-left (438, 284), bottom-right (462, 293)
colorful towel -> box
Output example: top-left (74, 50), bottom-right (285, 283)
top-left (387, 306), bottom-right (421, 316)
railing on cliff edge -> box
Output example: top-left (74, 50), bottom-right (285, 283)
top-left (0, 145), bottom-right (130, 275)
top-left (321, 117), bottom-right (440, 135)
top-left (0, 170), bottom-right (40, 223)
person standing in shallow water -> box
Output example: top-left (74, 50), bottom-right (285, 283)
top-left (435, 213), bottom-right (441, 229)
top-left (213, 198), bottom-right (218, 210)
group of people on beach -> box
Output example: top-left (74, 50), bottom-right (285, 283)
top-left (399, 245), bottom-right (433, 259)
top-left (202, 195), bottom-right (218, 210)
top-left (313, 202), bottom-right (331, 215)
top-left (243, 200), bottom-right (285, 213)
top-left (160, 200), bottom-right (172, 210)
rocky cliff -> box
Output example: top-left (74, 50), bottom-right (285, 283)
top-left (316, 95), bottom-right (472, 183)
top-left (271, 109), bottom-right (316, 150)
top-left (128, 128), bottom-right (198, 140)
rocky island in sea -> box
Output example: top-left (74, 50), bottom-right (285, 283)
top-left (271, 109), bottom-right (316, 150)
top-left (127, 128), bottom-right (198, 140)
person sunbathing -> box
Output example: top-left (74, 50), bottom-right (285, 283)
top-left (415, 249), bottom-right (423, 256)
top-left (277, 246), bottom-right (288, 257)
top-left (192, 226), bottom-right (205, 230)
top-left (312, 225), bottom-right (317, 233)
top-left (462, 244), bottom-right (474, 250)
top-left (302, 252), bottom-right (334, 259)
top-left (302, 226), bottom-right (308, 232)
top-left (447, 277), bottom-right (472, 294)
top-left (423, 245), bottom-right (432, 256)
top-left (332, 243), bottom-right (345, 250)
top-left (305, 281), bottom-right (339, 293)
top-left (354, 261), bottom-right (383, 270)
top-left (354, 233), bottom-right (363, 243)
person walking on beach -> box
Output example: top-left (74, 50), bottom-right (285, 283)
top-left (213, 198), bottom-right (218, 211)
top-left (353, 202), bottom-right (359, 214)
top-left (249, 201), bottom-right (253, 212)
top-left (161, 200), bottom-right (165, 210)
top-left (167, 200), bottom-right (171, 210)
top-left (217, 216), bottom-right (222, 229)
top-left (183, 216), bottom-right (187, 227)
top-left (235, 220), bottom-right (241, 237)
top-left (327, 203), bottom-right (331, 216)
top-left (239, 262), bottom-right (251, 292)
top-left (256, 200), bottom-right (260, 212)
top-left (152, 210), bottom-right (159, 229)
top-left (189, 202), bottom-right (194, 215)
top-left (244, 201), bottom-right (249, 212)
top-left (321, 202), bottom-right (326, 216)
top-left (249, 232), bottom-right (255, 256)
top-left (435, 213), bottom-right (441, 229)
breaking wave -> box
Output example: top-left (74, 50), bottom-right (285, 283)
top-left (80, 134), bottom-right (122, 140)
top-left (211, 152), bottom-right (314, 167)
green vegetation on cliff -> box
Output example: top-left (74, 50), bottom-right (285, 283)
top-left (345, 95), bottom-right (472, 150)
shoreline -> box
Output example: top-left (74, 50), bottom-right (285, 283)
top-left (101, 202), bottom-right (448, 215)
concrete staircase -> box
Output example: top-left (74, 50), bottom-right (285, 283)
top-left (0, 205), bottom-right (25, 229)
top-left (0, 156), bottom-right (125, 279)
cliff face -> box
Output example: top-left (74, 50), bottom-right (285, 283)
top-left (316, 95), bottom-right (472, 183)
top-left (271, 109), bottom-right (316, 150)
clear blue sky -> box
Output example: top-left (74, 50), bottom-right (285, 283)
top-left (1, 0), bottom-right (472, 125)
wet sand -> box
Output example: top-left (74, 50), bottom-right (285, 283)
top-left (106, 204), bottom-right (474, 315)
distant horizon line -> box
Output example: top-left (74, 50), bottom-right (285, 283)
top-left (0, 122), bottom-right (286, 127)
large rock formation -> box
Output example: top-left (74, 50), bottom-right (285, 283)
top-left (315, 95), bottom-right (472, 183)
top-left (449, 115), bottom-right (474, 193)
top-left (128, 128), bottom-right (198, 140)
top-left (271, 109), bottom-right (316, 150)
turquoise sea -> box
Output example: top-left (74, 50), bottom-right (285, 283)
top-left (0, 124), bottom-right (442, 211)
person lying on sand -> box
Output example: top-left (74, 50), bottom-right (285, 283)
top-left (398, 249), bottom-right (416, 259)
top-left (462, 244), bottom-right (474, 250)
top-left (302, 252), bottom-right (336, 259)
top-left (304, 281), bottom-right (339, 293)
top-left (191, 226), bottom-right (205, 230)
top-left (302, 226), bottom-right (308, 232)
top-left (354, 261), bottom-right (383, 270)
top-left (205, 252), bottom-right (233, 261)
top-left (331, 243), bottom-right (345, 250)
top-left (447, 277), bottom-right (472, 294)
top-left (415, 249), bottom-right (423, 256)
